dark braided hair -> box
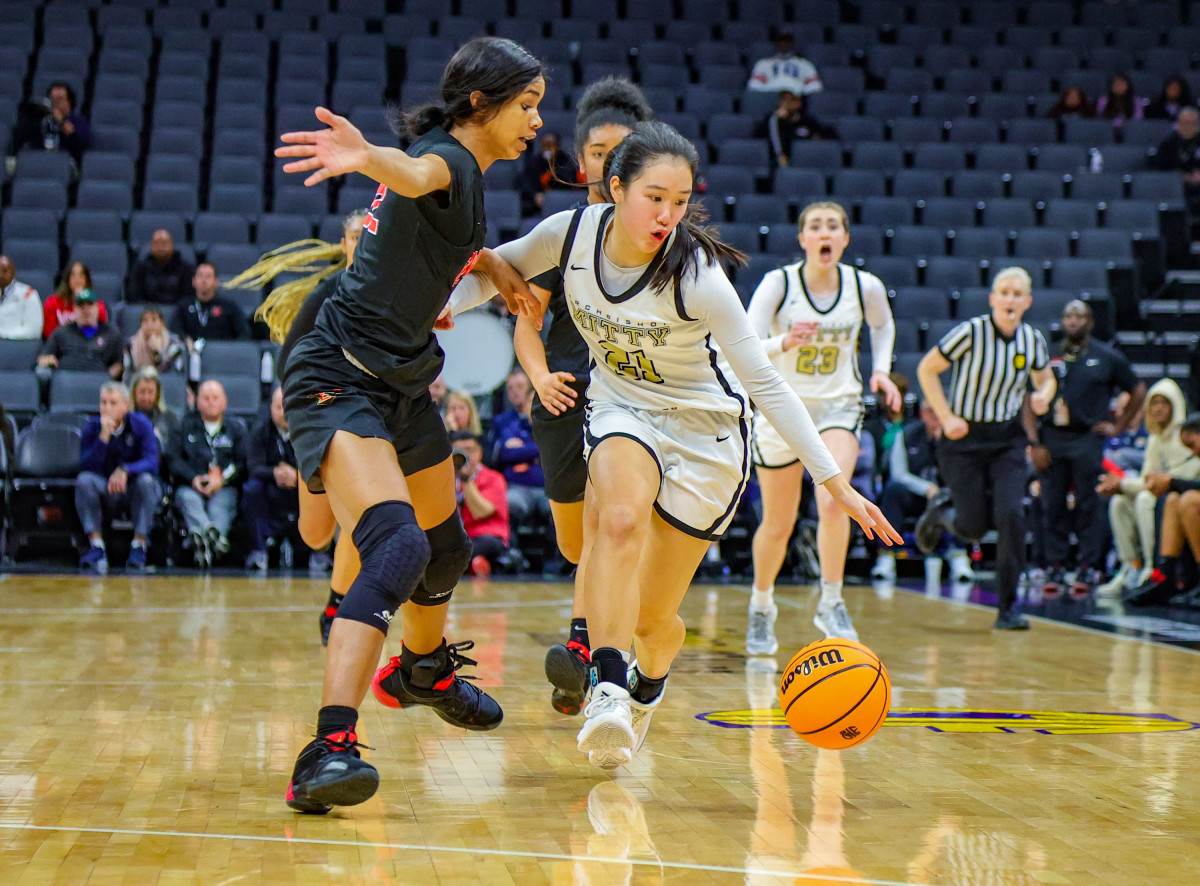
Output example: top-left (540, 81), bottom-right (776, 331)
top-left (391, 37), bottom-right (545, 138)
top-left (603, 121), bottom-right (747, 292)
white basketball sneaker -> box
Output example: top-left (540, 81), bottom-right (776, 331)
top-left (813, 599), bottom-right (859, 642)
top-left (577, 682), bottom-right (635, 770)
top-left (745, 602), bottom-right (779, 656)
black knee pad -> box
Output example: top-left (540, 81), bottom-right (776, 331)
top-left (409, 514), bottom-right (471, 606)
top-left (337, 501), bottom-right (430, 633)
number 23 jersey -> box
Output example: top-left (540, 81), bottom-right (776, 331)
top-left (748, 261), bottom-right (892, 402)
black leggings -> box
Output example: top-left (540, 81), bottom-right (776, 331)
top-left (470, 534), bottom-right (508, 566)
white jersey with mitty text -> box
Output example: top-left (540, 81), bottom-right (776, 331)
top-left (747, 261), bottom-right (894, 402)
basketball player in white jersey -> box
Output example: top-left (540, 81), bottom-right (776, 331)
top-left (449, 122), bottom-right (902, 769)
top-left (744, 202), bottom-right (900, 653)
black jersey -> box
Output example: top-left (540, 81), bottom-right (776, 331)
top-left (313, 127), bottom-right (486, 395)
top-left (529, 198), bottom-right (591, 377)
top-left (277, 270), bottom-right (342, 379)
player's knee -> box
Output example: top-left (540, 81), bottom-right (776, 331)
top-left (336, 501), bottom-right (430, 633)
top-left (1182, 490), bottom-right (1200, 512)
top-left (409, 514), bottom-right (471, 606)
top-left (597, 501), bottom-right (645, 544)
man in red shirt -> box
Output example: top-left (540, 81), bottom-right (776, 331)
top-left (450, 430), bottom-right (511, 577)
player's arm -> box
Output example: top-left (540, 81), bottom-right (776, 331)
top-left (744, 269), bottom-right (790, 357)
top-left (276, 107), bottom-right (451, 196)
top-left (447, 212), bottom-right (572, 316)
top-left (514, 297), bottom-right (577, 416)
top-left (862, 274), bottom-right (900, 412)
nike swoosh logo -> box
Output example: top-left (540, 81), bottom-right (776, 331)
top-left (716, 434), bottom-right (730, 442)
top-left (570, 264), bottom-right (587, 270)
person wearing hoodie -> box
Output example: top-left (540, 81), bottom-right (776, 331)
top-left (1096, 378), bottom-right (1200, 597)
top-left (1120, 413), bottom-right (1200, 606)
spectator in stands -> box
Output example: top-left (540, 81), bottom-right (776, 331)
top-left (169, 379), bottom-right (247, 567)
top-left (1152, 106), bottom-right (1200, 215)
top-left (746, 28), bottom-right (822, 95)
top-left (450, 430), bottom-right (511, 578)
top-left (170, 263), bottom-right (251, 346)
top-left (488, 367), bottom-right (550, 530)
top-left (126, 229), bottom-right (196, 307)
top-left (1046, 86), bottom-right (1095, 120)
top-left (37, 288), bottom-right (123, 379)
top-left (0, 254), bottom-right (43, 340)
top-left (444, 388), bottom-right (483, 435)
top-left (1145, 75), bottom-right (1195, 121)
top-left (1029, 300), bottom-right (1145, 595)
top-left (1096, 379), bottom-right (1200, 596)
top-left (871, 399), bottom-right (972, 584)
top-left (755, 91), bottom-right (838, 168)
top-left (126, 306), bottom-right (184, 376)
top-left (518, 131), bottom-right (578, 216)
top-left (1122, 413), bottom-right (1200, 606)
top-left (13, 81), bottom-right (90, 165)
top-left (242, 386), bottom-right (306, 571)
top-left (1095, 73), bottom-right (1146, 127)
top-left (129, 365), bottom-right (180, 449)
top-left (429, 373), bottom-right (448, 412)
top-left (43, 261), bottom-right (109, 339)
top-left (76, 380), bottom-right (161, 574)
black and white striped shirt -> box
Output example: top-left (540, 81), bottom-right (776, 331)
top-left (937, 315), bottom-right (1049, 423)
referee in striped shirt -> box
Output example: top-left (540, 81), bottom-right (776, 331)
top-left (915, 267), bottom-right (1057, 630)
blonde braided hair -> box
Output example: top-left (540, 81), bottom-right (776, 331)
top-left (225, 210), bottom-right (367, 343)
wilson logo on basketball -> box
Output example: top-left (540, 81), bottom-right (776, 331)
top-left (780, 648), bottom-right (845, 691)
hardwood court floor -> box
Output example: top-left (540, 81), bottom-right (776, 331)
top-left (1, 572), bottom-right (1199, 885)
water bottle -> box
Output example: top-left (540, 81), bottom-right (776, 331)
top-left (1089, 148), bottom-right (1103, 173)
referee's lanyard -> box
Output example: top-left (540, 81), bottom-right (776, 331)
top-left (195, 300), bottom-right (211, 328)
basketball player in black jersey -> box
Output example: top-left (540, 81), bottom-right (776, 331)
top-left (274, 37), bottom-right (545, 814)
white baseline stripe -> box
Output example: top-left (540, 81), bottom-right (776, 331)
top-left (0, 822), bottom-right (941, 886)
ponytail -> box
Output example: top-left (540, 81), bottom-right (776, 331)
top-left (389, 37), bottom-right (544, 139)
top-left (604, 121), bottom-right (747, 293)
top-left (226, 239), bottom-right (346, 344)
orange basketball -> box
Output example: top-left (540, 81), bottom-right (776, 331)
top-left (778, 638), bottom-right (890, 749)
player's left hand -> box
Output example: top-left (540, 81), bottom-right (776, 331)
top-left (870, 370), bottom-right (902, 414)
top-left (433, 304), bottom-right (454, 331)
top-left (276, 107), bottom-right (369, 187)
top-left (824, 475), bottom-right (904, 545)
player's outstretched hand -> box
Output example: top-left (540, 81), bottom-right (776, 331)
top-left (276, 107), bottom-right (369, 187)
top-left (824, 475), bottom-right (904, 545)
top-left (533, 371), bottom-right (577, 416)
top-left (870, 369), bottom-right (903, 414)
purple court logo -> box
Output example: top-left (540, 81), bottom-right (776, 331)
top-left (697, 708), bottom-right (1200, 735)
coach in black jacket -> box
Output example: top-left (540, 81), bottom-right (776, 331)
top-left (169, 263), bottom-right (251, 345)
top-left (168, 379), bottom-right (247, 566)
top-left (241, 386), bottom-right (309, 569)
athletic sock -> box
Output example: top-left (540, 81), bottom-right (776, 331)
top-left (630, 667), bottom-right (666, 705)
top-left (569, 618), bottom-right (589, 649)
top-left (750, 586), bottom-right (774, 608)
top-left (316, 705), bottom-right (358, 739)
top-left (590, 647), bottom-right (629, 688)
top-left (819, 580), bottom-right (843, 605)
top-left (130, 538), bottom-right (146, 550)
top-left (91, 539), bottom-right (106, 550)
